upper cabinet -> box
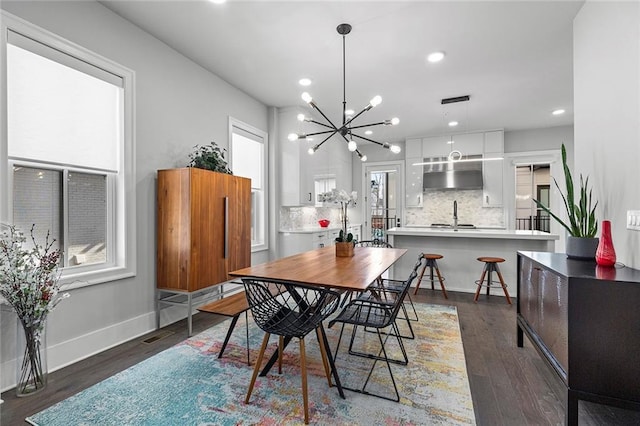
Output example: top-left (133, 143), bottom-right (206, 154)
top-left (405, 130), bottom-right (505, 208)
top-left (482, 130), bottom-right (504, 207)
top-left (279, 107), bottom-right (352, 206)
top-left (405, 138), bottom-right (423, 207)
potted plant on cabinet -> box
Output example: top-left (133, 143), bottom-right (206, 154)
top-left (533, 144), bottom-right (598, 259)
top-left (187, 141), bottom-right (232, 174)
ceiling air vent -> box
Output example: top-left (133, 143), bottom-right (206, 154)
top-left (441, 95), bottom-right (470, 104)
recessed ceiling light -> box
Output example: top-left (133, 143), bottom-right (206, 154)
top-left (345, 109), bottom-right (355, 116)
top-left (448, 121), bottom-right (459, 127)
top-left (552, 109), bottom-right (565, 115)
top-left (298, 78), bottom-right (312, 86)
top-left (208, 0), bottom-right (227, 4)
top-left (364, 130), bottom-right (373, 135)
top-left (427, 51), bottom-right (445, 63)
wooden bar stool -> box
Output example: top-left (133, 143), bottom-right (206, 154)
top-left (415, 253), bottom-right (448, 298)
top-left (474, 257), bottom-right (512, 304)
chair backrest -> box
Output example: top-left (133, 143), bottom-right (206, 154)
top-left (242, 278), bottom-right (341, 338)
top-left (356, 239), bottom-right (392, 248)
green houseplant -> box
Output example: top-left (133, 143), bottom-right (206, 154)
top-left (188, 141), bottom-right (232, 174)
top-left (533, 144), bottom-right (598, 259)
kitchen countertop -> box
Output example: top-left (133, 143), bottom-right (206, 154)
top-left (280, 224), bottom-right (362, 234)
top-left (387, 226), bottom-right (559, 240)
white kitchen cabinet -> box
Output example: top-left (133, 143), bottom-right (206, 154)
top-left (405, 138), bottom-right (422, 158)
top-left (449, 132), bottom-right (484, 155)
top-left (405, 157), bottom-right (423, 207)
top-left (482, 130), bottom-right (504, 207)
top-left (422, 135), bottom-right (450, 158)
top-left (279, 225), bottom-right (361, 258)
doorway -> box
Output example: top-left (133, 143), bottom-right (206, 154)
top-left (515, 163), bottom-right (551, 232)
top-left (363, 162), bottom-right (403, 242)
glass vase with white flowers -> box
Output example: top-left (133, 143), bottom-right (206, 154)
top-left (0, 224), bottom-right (69, 396)
top-left (318, 189), bottom-right (358, 243)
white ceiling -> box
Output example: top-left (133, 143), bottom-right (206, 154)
top-left (100, 0), bottom-right (583, 144)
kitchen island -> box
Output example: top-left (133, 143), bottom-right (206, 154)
top-left (387, 227), bottom-right (559, 295)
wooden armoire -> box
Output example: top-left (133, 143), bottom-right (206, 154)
top-left (156, 168), bottom-right (251, 293)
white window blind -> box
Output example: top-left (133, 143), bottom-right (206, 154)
top-left (7, 30), bottom-right (123, 172)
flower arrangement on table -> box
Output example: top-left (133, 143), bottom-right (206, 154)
top-left (318, 189), bottom-right (358, 243)
top-left (0, 224), bottom-right (69, 395)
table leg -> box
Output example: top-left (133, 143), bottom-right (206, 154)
top-left (319, 324), bottom-right (345, 399)
top-left (566, 389), bottom-right (579, 426)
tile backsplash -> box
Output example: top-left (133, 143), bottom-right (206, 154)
top-left (405, 189), bottom-right (505, 228)
top-left (281, 189), bottom-right (504, 230)
top-left (280, 206), bottom-right (343, 230)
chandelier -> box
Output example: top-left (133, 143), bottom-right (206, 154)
top-left (287, 23), bottom-right (401, 162)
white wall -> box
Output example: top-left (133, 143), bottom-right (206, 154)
top-left (574, 1), bottom-right (640, 269)
top-left (0, 0), bottom-right (269, 390)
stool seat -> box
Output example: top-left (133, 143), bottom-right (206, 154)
top-left (474, 257), bottom-right (512, 304)
top-left (415, 253), bottom-right (448, 298)
top-left (477, 256), bottom-right (505, 263)
top-left (423, 253), bottom-right (443, 260)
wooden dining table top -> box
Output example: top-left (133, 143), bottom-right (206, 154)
top-left (229, 245), bottom-right (408, 291)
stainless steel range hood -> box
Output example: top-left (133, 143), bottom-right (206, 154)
top-left (422, 154), bottom-right (484, 190)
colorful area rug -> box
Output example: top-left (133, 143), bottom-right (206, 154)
top-left (27, 303), bottom-right (475, 425)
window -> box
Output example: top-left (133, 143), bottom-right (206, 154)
top-left (230, 118), bottom-right (268, 251)
top-left (1, 13), bottom-right (136, 287)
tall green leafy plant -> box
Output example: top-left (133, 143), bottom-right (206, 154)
top-left (533, 144), bottom-right (597, 237)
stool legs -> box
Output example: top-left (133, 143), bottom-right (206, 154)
top-left (415, 259), bottom-right (448, 298)
top-left (474, 262), bottom-right (512, 304)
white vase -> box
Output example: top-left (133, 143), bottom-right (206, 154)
top-left (16, 318), bottom-right (48, 397)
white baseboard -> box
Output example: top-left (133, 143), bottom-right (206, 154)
top-left (1, 311), bottom-right (157, 392)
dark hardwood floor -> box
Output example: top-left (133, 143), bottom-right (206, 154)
top-left (3, 290), bottom-right (640, 425)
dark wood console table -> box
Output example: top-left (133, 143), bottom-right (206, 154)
top-left (517, 251), bottom-right (640, 425)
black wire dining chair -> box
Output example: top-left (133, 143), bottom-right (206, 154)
top-left (328, 266), bottom-right (419, 402)
top-left (354, 240), bottom-right (420, 325)
top-left (242, 278), bottom-right (341, 425)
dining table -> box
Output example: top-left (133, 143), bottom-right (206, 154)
top-left (229, 244), bottom-right (408, 398)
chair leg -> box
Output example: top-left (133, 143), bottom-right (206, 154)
top-left (299, 337), bottom-right (309, 424)
top-left (246, 332), bottom-right (270, 404)
top-left (434, 265), bottom-right (448, 299)
top-left (404, 291), bottom-right (419, 321)
top-left (315, 327), bottom-right (332, 387)
top-left (474, 265), bottom-right (488, 302)
top-left (414, 260), bottom-right (428, 295)
top-left (495, 267), bottom-right (512, 305)
top-left (278, 336), bottom-right (284, 374)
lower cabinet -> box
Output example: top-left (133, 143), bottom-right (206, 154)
top-left (517, 251), bottom-right (640, 425)
top-left (279, 225), bottom-right (361, 258)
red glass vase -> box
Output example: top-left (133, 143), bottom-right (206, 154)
top-left (595, 220), bottom-right (616, 267)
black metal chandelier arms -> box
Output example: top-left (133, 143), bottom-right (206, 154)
top-left (289, 23), bottom-right (401, 161)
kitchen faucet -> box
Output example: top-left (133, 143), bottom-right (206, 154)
top-left (453, 200), bottom-right (458, 230)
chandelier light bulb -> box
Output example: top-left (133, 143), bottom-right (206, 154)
top-left (390, 144), bottom-right (401, 154)
top-left (360, 155), bottom-right (368, 162)
top-left (301, 92), bottom-right (313, 104)
top-left (369, 95), bottom-right (382, 107)
top-left (297, 114), bottom-right (305, 122)
top-left (288, 133), bottom-right (299, 141)
top-left (308, 147), bottom-right (315, 155)
top-left (348, 140), bottom-right (358, 152)
top-left (391, 117), bottom-right (400, 125)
